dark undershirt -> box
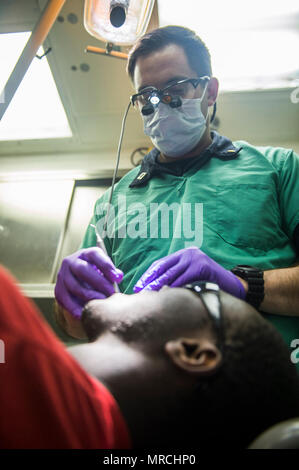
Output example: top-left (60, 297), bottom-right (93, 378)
top-left (159, 159), bottom-right (197, 175)
top-left (155, 153), bottom-right (208, 176)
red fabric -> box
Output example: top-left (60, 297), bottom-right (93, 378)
top-left (0, 266), bottom-right (131, 449)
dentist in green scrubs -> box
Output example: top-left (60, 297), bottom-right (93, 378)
top-left (54, 26), bottom-right (299, 370)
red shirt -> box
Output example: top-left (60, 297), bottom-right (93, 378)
top-left (0, 266), bottom-right (131, 449)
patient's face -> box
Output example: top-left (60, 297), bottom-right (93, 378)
top-left (82, 287), bottom-right (213, 346)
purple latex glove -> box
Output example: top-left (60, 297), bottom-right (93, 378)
top-left (55, 247), bottom-right (123, 319)
top-left (133, 246), bottom-right (246, 299)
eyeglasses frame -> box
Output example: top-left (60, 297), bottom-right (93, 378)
top-left (130, 76), bottom-right (210, 108)
top-left (183, 281), bottom-right (225, 354)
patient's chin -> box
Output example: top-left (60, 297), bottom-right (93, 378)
top-left (81, 300), bottom-right (108, 342)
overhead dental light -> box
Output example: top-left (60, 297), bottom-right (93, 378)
top-left (84, 0), bottom-right (155, 46)
top-left (109, 0), bottom-right (129, 28)
top-left (84, 0), bottom-right (158, 232)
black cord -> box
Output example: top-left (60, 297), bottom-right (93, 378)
top-left (103, 101), bottom-right (131, 235)
top-left (210, 102), bottom-right (217, 123)
top-left (130, 147), bottom-right (149, 167)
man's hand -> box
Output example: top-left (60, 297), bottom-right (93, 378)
top-left (133, 246), bottom-right (246, 299)
top-left (55, 247), bottom-right (123, 319)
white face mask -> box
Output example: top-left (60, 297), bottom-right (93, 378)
top-left (142, 85), bottom-right (208, 158)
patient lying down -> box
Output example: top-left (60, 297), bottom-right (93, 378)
top-left (0, 266), bottom-right (298, 448)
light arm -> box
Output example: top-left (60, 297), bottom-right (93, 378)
top-left (238, 263), bottom-right (299, 316)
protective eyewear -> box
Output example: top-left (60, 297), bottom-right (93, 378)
top-left (183, 281), bottom-right (224, 353)
top-left (131, 76), bottom-right (210, 116)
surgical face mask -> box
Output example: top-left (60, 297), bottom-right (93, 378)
top-left (142, 85), bottom-right (208, 158)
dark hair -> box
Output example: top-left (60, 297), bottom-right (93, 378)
top-left (127, 25), bottom-right (212, 82)
top-left (189, 309), bottom-right (299, 448)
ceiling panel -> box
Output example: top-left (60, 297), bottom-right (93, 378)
top-left (0, 0), bottom-right (298, 160)
top-left (0, 0), bottom-right (40, 32)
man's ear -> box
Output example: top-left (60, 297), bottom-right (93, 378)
top-left (165, 337), bottom-right (222, 376)
top-left (207, 77), bottom-right (219, 107)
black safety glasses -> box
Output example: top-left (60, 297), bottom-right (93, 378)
top-left (183, 281), bottom-right (224, 353)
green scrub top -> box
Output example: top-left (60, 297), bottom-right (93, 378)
top-left (81, 136), bottom-right (299, 369)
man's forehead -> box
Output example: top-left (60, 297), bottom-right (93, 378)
top-left (133, 43), bottom-right (196, 91)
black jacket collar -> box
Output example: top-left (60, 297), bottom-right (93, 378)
top-left (129, 131), bottom-right (242, 188)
